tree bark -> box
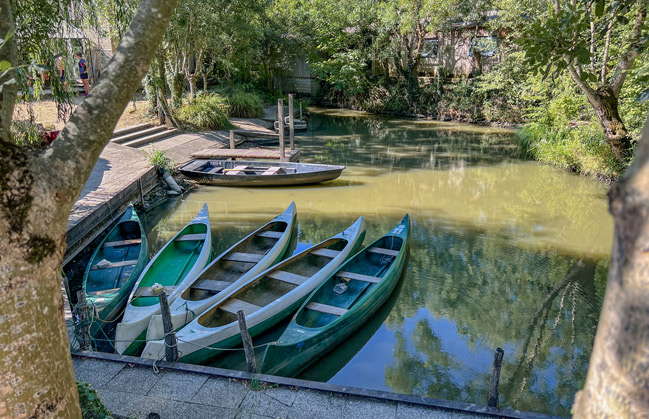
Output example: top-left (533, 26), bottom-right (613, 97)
top-left (573, 115), bottom-right (649, 417)
top-left (0, 0), bottom-right (180, 417)
top-left (587, 88), bottom-right (633, 163)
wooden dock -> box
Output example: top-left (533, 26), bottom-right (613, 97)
top-left (191, 148), bottom-right (301, 162)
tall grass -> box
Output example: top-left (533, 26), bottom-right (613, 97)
top-left (175, 93), bottom-right (232, 131)
top-left (227, 91), bottom-right (264, 118)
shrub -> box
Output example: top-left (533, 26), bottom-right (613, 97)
top-left (77, 381), bottom-right (113, 419)
top-left (145, 148), bottom-right (176, 173)
top-left (227, 91), bottom-right (264, 118)
top-left (175, 93), bottom-right (232, 131)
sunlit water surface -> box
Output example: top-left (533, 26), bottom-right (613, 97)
top-left (146, 108), bottom-right (611, 416)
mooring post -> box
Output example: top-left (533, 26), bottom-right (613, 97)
top-left (278, 99), bottom-right (285, 162)
top-left (75, 291), bottom-right (92, 351)
top-left (153, 284), bottom-right (178, 362)
top-left (488, 347), bottom-right (504, 408)
top-left (229, 130), bottom-right (236, 149)
top-left (299, 101), bottom-right (303, 120)
top-left (237, 310), bottom-right (257, 373)
top-left (288, 94), bottom-right (295, 150)
top-left (138, 177), bottom-right (145, 206)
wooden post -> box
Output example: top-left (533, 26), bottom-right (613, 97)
top-left (229, 130), bottom-right (236, 149)
top-left (154, 285), bottom-right (178, 362)
top-left (138, 177), bottom-right (145, 206)
top-left (488, 347), bottom-right (504, 408)
top-left (277, 99), bottom-right (285, 162)
top-left (75, 291), bottom-right (92, 351)
top-left (288, 94), bottom-right (295, 150)
top-left (237, 310), bottom-right (257, 373)
top-left (299, 101), bottom-right (303, 120)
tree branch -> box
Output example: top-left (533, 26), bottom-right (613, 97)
top-left (609, 5), bottom-right (646, 95)
top-left (566, 59), bottom-right (597, 101)
top-left (36, 0), bottom-right (182, 214)
top-left (601, 8), bottom-right (617, 85)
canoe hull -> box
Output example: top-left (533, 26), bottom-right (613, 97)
top-left (180, 160), bottom-right (345, 187)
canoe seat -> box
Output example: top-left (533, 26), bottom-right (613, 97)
top-left (261, 167), bottom-right (286, 176)
top-left (175, 233), bottom-right (207, 242)
top-left (268, 270), bottom-right (309, 286)
top-left (257, 230), bottom-right (284, 239)
top-left (87, 288), bottom-right (120, 296)
top-left (305, 302), bottom-right (349, 317)
top-left (220, 298), bottom-right (260, 316)
top-left (207, 167), bottom-right (224, 174)
top-left (133, 285), bottom-right (176, 298)
top-left (367, 247), bottom-right (399, 257)
top-left (192, 279), bottom-right (232, 294)
top-left (225, 165), bottom-right (249, 175)
top-left (103, 238), bottom-right (142, 248)
top-left (337, 271), bottom-right (382, 284)
top-left (90, 259), bottom-right (138, 271)
top-left (311, 248), bottom-right (341, 258)
top-left (223, 252), bottom-right (264, 263)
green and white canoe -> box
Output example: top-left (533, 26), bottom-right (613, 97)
top-left (140, 217), bottom-right (367, 364)
top-left (146, 203), bottom-right (298, 341)
top-left (261, 215), bottom-right (410, 377)
top-left (115, 203), bottom-right (212, 355)
top-left (82, 205), bottom-right (149, 340)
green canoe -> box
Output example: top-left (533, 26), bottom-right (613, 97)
top-left (261, 214), bottom-right (410, 377)
top-left (82, 205), bottom-right (149, 340)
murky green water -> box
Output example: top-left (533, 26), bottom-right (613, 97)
top-left (147, 108), bottom-right (611, 416)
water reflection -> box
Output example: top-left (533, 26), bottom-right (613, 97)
top-left (145, 109), bottom-right (611, 416)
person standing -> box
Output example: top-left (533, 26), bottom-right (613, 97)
top-left (54, 56), bottom-right (67, 90)
top-left (76, 52), bottom-right (90, 96)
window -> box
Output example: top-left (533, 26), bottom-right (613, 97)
top-left (470, 36), bottom-right (498, 57)
top-left (421, 39), bottom-right (439, 59)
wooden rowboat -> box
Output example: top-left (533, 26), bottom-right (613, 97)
top-left (261, 215), bottom-right (410, 377)
top-left (145, 203), bottom-right (298, 341)
top-left (179, 160), bottom-right (345, 187)
top-left (140, 217), bottom-right (367, 364)
top-left (82, 205), bottom-right (149, 339)
top-left (115, 204), bottom-right (212, 355)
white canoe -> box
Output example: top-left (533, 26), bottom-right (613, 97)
top-left (115, 203), bottom-right (212, 355)
top-left (140, 217), bottom-right (366, 363)
top-left (146, 202), bottom-right (298, 341)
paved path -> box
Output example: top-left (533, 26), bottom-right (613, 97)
top-left (139, 131), bottom-right (228, 165)
top-left (73, 357), bottom-right (483, 419)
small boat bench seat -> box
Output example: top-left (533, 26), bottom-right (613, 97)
top-left (103, 238), bottom-right (142, 248)
top-left (257, 230), bottom-right (284, 239)
top-left (223, 252), bottom-right (264, 263)
top-left (221, 298), bottom-right (260, 316)
top-left (268, 270), bottom-right (309, 286)
top-left (262, 167), bottom-right (286, 176)
top-left (207, 166), bottom-right (224, 174)
top-left (87, 288), bottom-right (120, 296)
top-left (311, 248), bottom-right (341, 258)
top-left (367, 247), bottom-right (399, 257)
top-left (225, 165), bottom-right (249, 175)
top-left (305, 302), bottom-right (349, 317)
top-left (175, 233), bottom-right (207, 242)
top-left (133, 285), bottom-right (177, 298)
top-left (90, 259), bottom-right (138, 271)
top-left (192, 279), bottom-right (232, 294)
top-left (337, 271), bottom-right (382, 284)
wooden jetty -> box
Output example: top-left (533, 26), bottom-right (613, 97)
top-left (191, 148), bottom-right (301, 162)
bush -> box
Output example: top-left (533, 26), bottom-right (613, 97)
top-left (77, 381), bottom-right (113, 419)
top-left (516, 122), bottom-right (625, 179)
top-left (175, 93), bottom-right (232, 131)
top-left (227, 91), bottom-right (264, 118)
top-left (145, 149), bottom-right (176, 173)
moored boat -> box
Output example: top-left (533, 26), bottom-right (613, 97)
top-left (140, 217), bottom-right (367, 363)
top-left (261, 215), bottom-right (410, 377)
top-left (146, 203), bottom-right (298, 341)
top-left (82, 205), bottom-right (149, 339)
top-left (115, 204), bottom-right (212, 355)
top-left (179, 160), bottom-right (345, 187)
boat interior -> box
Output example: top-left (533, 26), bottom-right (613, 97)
top-left (198, 238), bottom-right (349, 328)
top-left (86, 220), bottom-right (142, 296)
top-left (196, 161), bottom-right (299, 176)
top-left (295, 236), bottom-right (404, 329)
top-left (131, 223), bottom-right (208, 307)
top-left (182, 221), bottom-right (289, 301)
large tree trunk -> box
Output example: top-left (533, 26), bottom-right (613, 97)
top-left (573, 115), bottom-right (649, 416)
top-left (588, 88), bottom-right (633, 163)
top-left (0, 0), bottom-right (180, 417)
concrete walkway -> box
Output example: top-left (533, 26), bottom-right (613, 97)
top-left (73, 357), bottom-right (484, 419)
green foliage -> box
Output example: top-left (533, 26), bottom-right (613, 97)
top-left (11, 119), bottom-right (45, 148)
top-left (77, 381), bottom-right (113, 419)
top-left (175, 93), bottom-right (232, 131)
top-left (227, 91), bottom-right (264, 118)
top-left (516, 123), bottom-right (624, 179)
top-left (145, 148), bottom-right (176, 173)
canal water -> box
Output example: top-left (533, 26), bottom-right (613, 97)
top-left (146, 108), bottom-right (611, 416)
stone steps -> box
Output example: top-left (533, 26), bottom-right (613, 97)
top-left (111, 124), bottom-right (179, 148)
